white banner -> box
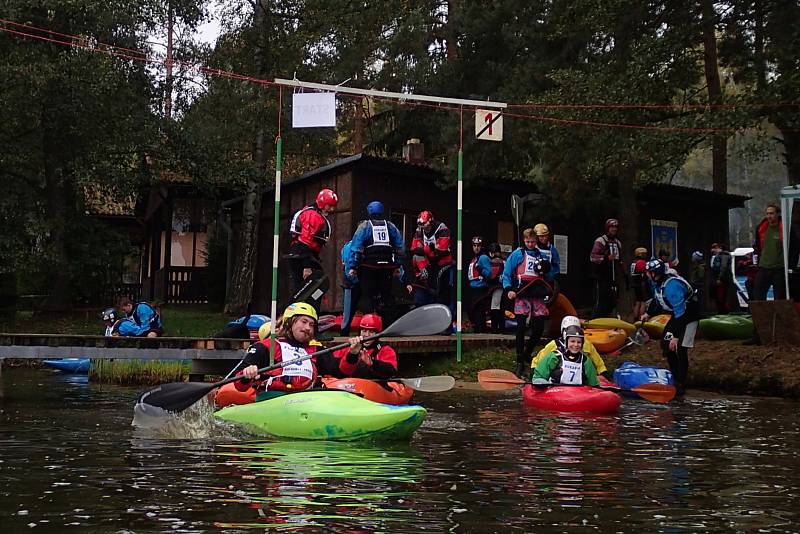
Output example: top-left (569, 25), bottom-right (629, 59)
top-left (292, 92), bottom-right (336, 128)
top-left (554, 234), bottom-right (568, 275)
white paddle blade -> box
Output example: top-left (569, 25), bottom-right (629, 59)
top-left (384, 304), bottom-right (452, 336)
top-left (401, 375), bottom-right (455, 392)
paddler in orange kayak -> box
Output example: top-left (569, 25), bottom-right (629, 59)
top-left (331, 313), bottom-right (398, 379)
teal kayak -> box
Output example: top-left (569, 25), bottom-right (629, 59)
top-left (214, 390), bottom-right (426, 441)
top-left (699, 314), bottom-right (754, 340)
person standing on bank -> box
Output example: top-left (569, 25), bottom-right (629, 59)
top-left (745, 203), bottom-right (786, 345)
top-left (640, 258), bottom-right (700, 397)
top-left (467, 236), bottom-right (497, 332)
top-left (590, 218), bottom-right (625, 318)
top-left (347, 201), bottom-right (405, 315)
top-left (287, 188), bottom-right (338, 298)
top-left (630, 247), bottom-right (650, 322)
top-left (503, 227), bottom-right (554, 379)
top-left (709, 242), bottom-right (732, 314)
top-left (407, 210), bottom-right (454, 315)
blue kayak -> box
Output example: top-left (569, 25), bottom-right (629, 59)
top-left (43, 358), bottom-right (91, 373)
top-left (613, 361), bottom-right (673, 398)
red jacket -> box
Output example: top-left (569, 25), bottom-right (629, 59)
top-left (411, 221), bottom-right (452, 275)
top-left (331, 343), bottom-right (398, 379)
top-left (290, 206), bottom-right (331, 255)
top-left (234, 337), bottom-right (319, 392)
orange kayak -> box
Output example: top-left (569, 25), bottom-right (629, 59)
top-left (321, 377), bottom-right (414, 405)
top-left (215, 381), bottom-right (256, 408)
top-left (583, 328), bottom-right (627, 354)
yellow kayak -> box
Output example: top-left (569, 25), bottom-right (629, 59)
top-left (585, 317), bottom-right (635, 335)
top-left (584, 328), bottom-right (627, 354)
top-left (636, 314), bottom-right (671, 337)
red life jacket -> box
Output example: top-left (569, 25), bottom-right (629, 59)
top-left (515, 250), bottom-right (544, 284)
top-left (290, 206), bottom-right (331, 254)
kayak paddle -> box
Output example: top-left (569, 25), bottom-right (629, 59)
top-left (136, 304), bottom-right (453, 413)
top-left (376, 375), bottom-right (456, 393)
top-left (476, 368), bottom-right (676, 403)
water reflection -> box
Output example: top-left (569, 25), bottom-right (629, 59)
top-left (211, 440), bottom-right (424, 531)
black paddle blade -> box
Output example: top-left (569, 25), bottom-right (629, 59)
top-left (383, 304), bottom-right (452, 336)
top-left (136, 381), bottom-right (215, 413)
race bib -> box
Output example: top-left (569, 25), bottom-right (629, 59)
top-left (277, 341), bottom-right (314, 379)
top-left (371, 223), bottom-right (390, 245)
top-left (524, 255), bottom-right (538, 276)
top-left (560, 358), bottom-right (583, 385)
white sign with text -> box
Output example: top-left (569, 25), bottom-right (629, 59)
top-left (293, 92), bottom-right (336, 128)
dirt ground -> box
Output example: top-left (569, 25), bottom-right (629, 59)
top-left (605, 338), bottom-right (800, 398)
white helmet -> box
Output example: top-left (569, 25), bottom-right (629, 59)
top-left (560, 315), bottom-right (581, 336)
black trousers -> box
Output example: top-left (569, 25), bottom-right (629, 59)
top-left (468, 286), bottom-right (492, 333)
top-left (753, 267), bottom-right (787, 300)
top-left (515, 314), bottom-right (544, 365)
top-left (356, 267), bottom-right (394, 314)
top-left (592, 279), bottom-right (618, 318)
top-left (663, 343), bottom-right (689, 393)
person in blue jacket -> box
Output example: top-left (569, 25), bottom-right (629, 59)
top-left (120, 298), bottom-right (163, 337)
top-left (346, 201), bottom-right (405, 315)
top-left (467, 236), bottom-right (501, 333)
top-left (502, 224), bottom-right (560, 378)
top-left (340, 239), bottom-right (360, 336)
top-left (640, 258), bottom-right (699, 397)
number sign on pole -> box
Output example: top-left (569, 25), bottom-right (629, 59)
top-left (475, 109), bottom-right (503, 141)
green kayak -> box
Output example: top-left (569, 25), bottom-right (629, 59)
top-left (214, 389), bottom-right (426, 441)
top-left (699, 314), bottom-right (754, 340)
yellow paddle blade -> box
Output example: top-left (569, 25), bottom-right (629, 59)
top-left (477, 369), bottom-right (526, 390)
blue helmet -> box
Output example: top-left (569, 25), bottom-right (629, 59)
top-left (645, 258), bottom-right (667, 276)
top-left (367, 201), bottom-right (384, 217)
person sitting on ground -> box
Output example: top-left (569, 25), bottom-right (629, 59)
top-left (100, 307), bottom-right (123, 337)
top-left (119, 298), bottom-right (163, 337)
top-left (532, 325), bottom-right (600, 386)
top-left (531, 315), bottom-right (610, 381)
top-left (235, 302), bottom-right (321, 400)
top-left (331, 313), bottom-right (398, 380)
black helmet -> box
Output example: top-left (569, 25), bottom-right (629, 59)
top-left (100, 307), bottom-right (118, 322)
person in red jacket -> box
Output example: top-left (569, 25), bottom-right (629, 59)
top-left (332, 313), bottom-right (398, 379)
top-left (406, 210), bottom-right (454, 316)
top-left (287, 188), bottom-right (338, 299)
top-left (235, 302), bottom-right (321, 400)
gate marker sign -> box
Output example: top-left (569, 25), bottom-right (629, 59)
top-left (475, 109), bottom-right (503, 141)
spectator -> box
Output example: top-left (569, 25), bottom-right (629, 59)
top-left (709, 242), bottom-right (732, 314)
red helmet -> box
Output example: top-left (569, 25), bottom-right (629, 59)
top-left (417, 210), bottom-right (434, 226)
top-left (359, 313), bottom-right (383, 331)
top-left (316, 188), bottom-right (338, 210)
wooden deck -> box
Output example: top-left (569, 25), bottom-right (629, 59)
top-left (0, 332), bottom-right (515, 378)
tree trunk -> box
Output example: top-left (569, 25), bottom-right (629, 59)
top-left (224, 0), bottom-right (269, 315)
top-left (616, 166), bottom-right (639, 320)
top-left (43, 126), bottom-right (71, 311)
top-left (700, 0), bottom-right (727, 193)
top-left (780, 129), bottom-right (800, 185)
top-left (164, 0), bottom-right (174, 119)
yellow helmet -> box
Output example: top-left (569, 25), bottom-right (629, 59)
top-left (534, 223), bottom-right (550, 237)
top-left (634, 247), bottom-right (648, 258)
top-left (283, 302), bottom-right (318, 322)
top-left (257, 321), bottom-right (272, 340)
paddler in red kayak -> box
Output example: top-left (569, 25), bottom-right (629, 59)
top-left (235, 302), bottom-right (322, 400)
top-left (532, 325), bottom-right (600, 386)
top-left (531, 315), bottom-right (610, 381)
top-left (331, 313), bottom-right (398, 379)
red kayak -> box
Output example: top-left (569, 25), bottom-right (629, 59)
top-left (321, 377), bottom-right (413, 405)
top-left (522, 384), bottom-right (620, 414)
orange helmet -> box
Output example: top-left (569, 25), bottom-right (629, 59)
top-left (315, 188), bottom-right (338, 210)
top-left (359, 313), bottom-right (383, 331)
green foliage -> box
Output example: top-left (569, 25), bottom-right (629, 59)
top-left (90, 358), bottom-right (191, 385)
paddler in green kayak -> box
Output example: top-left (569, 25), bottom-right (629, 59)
top-left (235, 302), bottom-right (323, 401)
top-left (532, 325), bottom-right (600, 386)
